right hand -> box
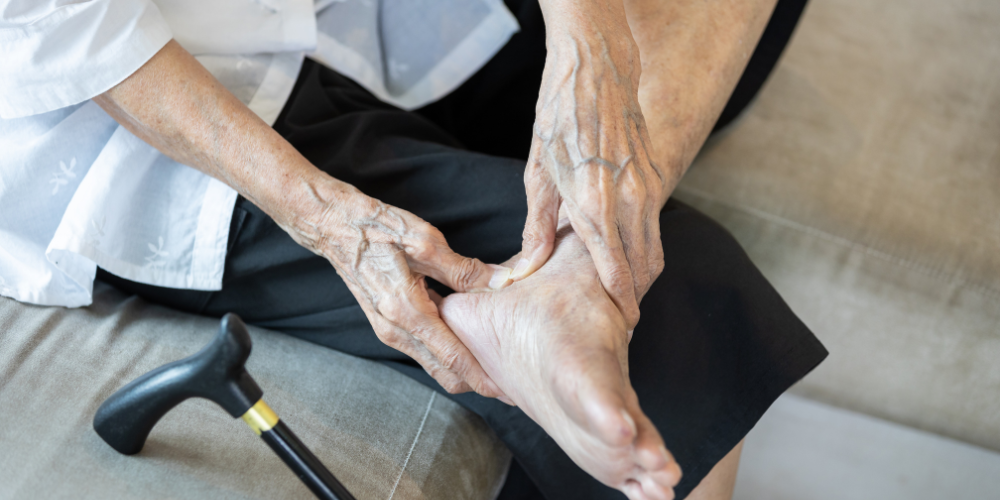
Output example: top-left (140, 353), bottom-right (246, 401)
top-left (281, 186), bottom-right (513, 398)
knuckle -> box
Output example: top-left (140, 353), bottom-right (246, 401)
top-left (625, 304), bottom-right (641, 328)
top-left (633, 270), bottom-right (651, 296)
top-left (605, 265), bottom-right (634, 294)
top-left (443, 383), bottom-right (464, 395)
top-left (521, 225), bottom-right (550, 249)
top-left (437, 346), bottom-right (464, 373)
top-left (450, 258), bottom-right (482, 291)
top-left (577, 188), bottom-right (607, 214)
top-left (523, 161), bottom-right (550, 189)
top-left (650, 253), bottom-right (665, 279)
top-left (440, 376), bottom-right (466, 395)
top-left (377, 296), bottom-right (410, 325)
top-left (524, 160), bottom-right (543, 181)
top-left (374, 325), bottom-right (405, 349)
top-left (409, 233), bottom-right (437, 262)
top-left (376, 299), bottom-right (400, 323)
top-left (621, 167), bottom-right (646, 196)
top-left (472, 382), bottom-right (498, 399)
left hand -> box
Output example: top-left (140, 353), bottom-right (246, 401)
top-left (512, 13), bottom-right (671, 330)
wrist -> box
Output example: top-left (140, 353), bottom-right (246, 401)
top-left (268, 168), bottom-right (359, 256)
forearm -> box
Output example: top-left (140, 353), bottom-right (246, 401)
top-left (625, 0), bottom-right (779, 189)
top-left (94, 40), bottom-right (347, 238)
top-left (536, 0), bottom-right (778, 200)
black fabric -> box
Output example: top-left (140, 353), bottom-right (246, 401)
top-left (417, 0), bottom-right (810, 159)
top-left (713, 0), bottom-right (810, 132)
top-left (97, 61), bottom-right (826, 499)
top-left (96, 2), bottom-right (825, 498)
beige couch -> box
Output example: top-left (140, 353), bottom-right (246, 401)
top-left (0, 284), bottom-right (510, 499)
top-left (2, 0), bottom-right (997, 498)
top-left (675, 0), bottom-right (1000, 452)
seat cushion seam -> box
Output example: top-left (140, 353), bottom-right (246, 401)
top-left (387, 391), bottom-right (436, 500)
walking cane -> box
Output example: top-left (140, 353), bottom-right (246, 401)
top-left (93, 313), bottom-right (356, 500)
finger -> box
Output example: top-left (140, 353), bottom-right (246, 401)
top-left (405, 226), bottom-right (513, 292)
top-left (642, 216), bottom-right (665, 303)
top-left (335, 244), bottom-right (494, 395)
top-left (566, 201), bottom-right (641, 329)
top-left (396, 279), bottom-right (507, 398)
top-left (617, 166), bottom-right (652, 302)
top-left (421, 250), bottom-right (512, 293)
top-left (413, 314), bottom-right (506, 398)
top-left (367, 302), bottom-right (475, 394)
top-left (513, 145), bottom-right (561, 281)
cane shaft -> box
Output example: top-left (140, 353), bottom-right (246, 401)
top-left (260, 421), bottom-right (356, 500)
top-left (242, 401), bottom-right (354, 500)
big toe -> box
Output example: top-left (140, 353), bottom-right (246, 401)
top-left (582, 391), bottom-right (638, 448)
top-left (552, 349), bottom-right (638, 448)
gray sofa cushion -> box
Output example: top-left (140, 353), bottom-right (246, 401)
top-left (674, 0), bottom-right (1000, 452)
top-left (0, 283), bottom-right (511, 499)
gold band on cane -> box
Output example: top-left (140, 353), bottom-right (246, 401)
top-left (241, 399), bottom-right (279, 435)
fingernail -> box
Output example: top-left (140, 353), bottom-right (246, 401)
top-left (488, 266), bottom-right (513, 290)
top-left (511, 258), bottom-right (530, 280)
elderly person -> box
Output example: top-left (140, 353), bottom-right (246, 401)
top-left (0, 0), bottom-right (826, 498)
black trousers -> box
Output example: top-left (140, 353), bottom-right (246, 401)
top-left (98, 1), bottom-right (825, 498)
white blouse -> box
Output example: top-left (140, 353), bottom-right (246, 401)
top-left (0, 0), bottom-right (518, 307)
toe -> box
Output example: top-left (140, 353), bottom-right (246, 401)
top-left (635, 439), bottom-right (669, 472)
top-left (637, 474), bottom-right (675, 500)
top-left (583, 401), bottom-right (637, 448)
top-left (648, 465), bottom-right (683, 491)
top-left (631, 405), bottom-right (682, 486)
top-left (622, 480), bottom-right (651, 500)
top-left (553, 349), bottom-right (637, 447)
top-left (633, 425), bottom-right (667, 469)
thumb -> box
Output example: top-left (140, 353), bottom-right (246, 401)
top-left (512, 159), bottom-right (560, 282)
top-left (418, 246), bottom-right (514, 293)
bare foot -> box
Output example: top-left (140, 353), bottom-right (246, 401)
top-left (439, 228), bottom-right (682, 500)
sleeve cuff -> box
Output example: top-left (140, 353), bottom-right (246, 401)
top-left (0, 0), bottom-right (173, 119)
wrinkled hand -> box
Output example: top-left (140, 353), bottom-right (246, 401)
top-left (283, 186), bottom-right (513, 397)
top-left (513, 18), bottom-right (670, 329)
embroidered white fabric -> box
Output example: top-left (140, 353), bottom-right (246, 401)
top-left (0, 0), bottom-right (519, 307)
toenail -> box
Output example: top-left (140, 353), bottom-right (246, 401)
top-left (489, 266), bottom-right (513, 289)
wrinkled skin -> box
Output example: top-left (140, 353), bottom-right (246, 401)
top-left (278, 185), bottom-right (514, 398)
top-left (96, 0), bottom-right (778, 494)
top-left (441, 224), bottom-right (682, 500)
top-left (95, 41), bottom-right (512, 400)
top-left (515, 1), bottom-right (672, 330)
